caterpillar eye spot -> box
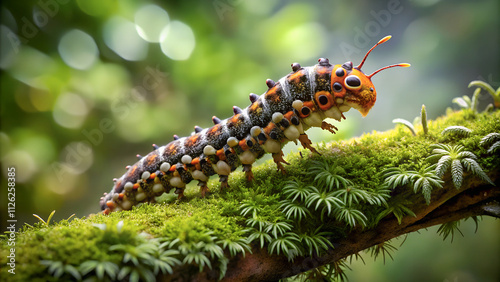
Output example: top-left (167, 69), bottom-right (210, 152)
top-left (301, 106), bottom-right (311, 116)
top-left (280, 118), bottom-right (290, 128)
top-left (345, 75), bottom-right (362, 90)
top-left (333, 82), bottom-right (343, 92)
top-left (290, 116), bottom-right (300, 126)
top-left (370, 87), bottom-right (374, 92)
top-left (258, 133), bottom-right (267, 141)
top-left (246, 139), bottom-right (254, 147)
top-left (318, 95), bottom-right (329, 106)
top-left (335, 68), bottom-right (345, 77)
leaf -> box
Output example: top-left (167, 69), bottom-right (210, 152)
top-left (437, 221), bottom-right (464, 242)
top-left (247, 229), bottom-right (272, 248)
top-left (457, 151), bottom-right (477, 160)
top-left (441, 126), bottom-right (472, 137)
top-left (480, 132), bottom-right (500, 147)
top-left (452, 96), bottom-right (471, 109)
top-left (376, 202), bottom-right (416, 225)
top-left (33, 210), bottom-right (55, 226)
top-left (282, 181), bottom-right (314, 202)
top-left (370, 242), bottom-right (397, 264)
top-left (118, 266), bottom-right (131, 280)
top-left (336, 206), bottom-right (368, 228)
top-left (435, 155), bottom-right (452, 178)
top-left (410, 165), bottom-right (443, 205)
top-left (392, 118), bottom-right (416, 136)
top-left (451, 159), bottom-right (463, 189)
top-left (471, 88), bottom-right (481, 112)
top-left (381, 167), bottom-right (412, 189)
top-left (461, 158), bottom-right (495, 185)
top-left (308, 161), bottom-right (352, 191)
top-left (218, 256), bottom-right (229, 280)
top-left (468, 80), bottom-right (497, 99)
top-left (245, 215), bottom-right (270, 231)
top-left (480, 132), bottom-right (500, 154)
top-left (265, 221), bottom-right (293, 239)
top-left (218, 238), bottom-right (252, 257)
top-left (421, 104), bottom-right (428, 135)
top-left (239, 201), bottom-right (262, 217)
top-left (183, 251), bottom-right (212, 272)
top-left (155, 249), bottom-right (181, 274)
top-left (305, 189), bottom-right (343, 220)
top-left (64, 265), bottom-right (82, 280)
top-left (487, 141), bottom-right (500, 154)
top-left (299, 227), bottom-right (333, 256)
top-left (203, 242), bottom-right (224, 259)
top-left (268, 233), bottom-right (301, 260)
top-left (79, 260), bottom-right (119, 280)
top-left (421, 179), bottom-right (432, 205)
top-left (280, 200), bottom-right (311, 221)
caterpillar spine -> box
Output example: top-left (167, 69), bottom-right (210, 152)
top-left (100, 35), bottom-right (409, 214)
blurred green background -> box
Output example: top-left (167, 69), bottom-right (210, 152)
top-left (0, 0), bottom-right (498, 280)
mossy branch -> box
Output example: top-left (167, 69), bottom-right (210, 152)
top-left (1, 110), bottom-right (498, 282)
top-left (165, 110), bottom-right (500, 281)
top-left (186, 172), bottom-right (499, 281)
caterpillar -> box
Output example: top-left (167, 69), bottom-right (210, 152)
top-left (99, 35), bottom-right (409, 214)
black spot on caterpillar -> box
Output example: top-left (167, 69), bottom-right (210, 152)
top-left (100, 35), bottom-right (409, 214)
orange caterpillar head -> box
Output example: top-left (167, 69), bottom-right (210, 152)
top-left (330, 35), bottom-right (410, 117)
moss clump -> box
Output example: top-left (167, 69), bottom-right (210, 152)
top-left (1, 109), bottom-right (498, 281)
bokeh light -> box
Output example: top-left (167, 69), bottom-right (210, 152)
top-left (58, 29), bottom-right (99, 70)
top-left (0, 25), bottom-right (18, 69)
top-left (135, 4), bottom-right (169, 43)
top-left (2, 150), bottom-right (37, 183)
top-left (160, 20), bottom-right (195, 61)
top-left (52, 92), bottom-right (89, 128)
top-left (7, 46), bottom-right (55, 88)
top-left (103, 16), bottom-right (148, 61)
top-left (281, 22), bottom-right (326, 61)
top-left (59, 141), bottom-right (94, 174)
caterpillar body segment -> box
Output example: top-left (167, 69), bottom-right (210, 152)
top-left (100, 36), bottom-right (409, 214)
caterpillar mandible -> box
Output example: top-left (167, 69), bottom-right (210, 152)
top-left (99, 35), bottom-right (410, 214)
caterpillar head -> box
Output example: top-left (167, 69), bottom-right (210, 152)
top-left (331, 36), bottom-right (410, 117)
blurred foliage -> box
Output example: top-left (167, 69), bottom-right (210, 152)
top-left (0, 0), bottom-right (498, 280)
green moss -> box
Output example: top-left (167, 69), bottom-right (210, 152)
top-left (1, 109), bottom-right (498, 281)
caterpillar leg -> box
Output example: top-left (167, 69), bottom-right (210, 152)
top-left (198, 181), bottom-right (209, 197)
top-left (242, 164), bottom-right (254, 181)
top-left (219, 175), bottom-right (229, 190)
top-left (298, 133), bottom-right (320, 155)
top-left (175, 188), bottom-right (185, 200)
top-left (272, 151), bottom-right (289, 174)
top-left (214, 160), bottom-right (231, 190)
top-left (321, 121), bottom-right (337, 134)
